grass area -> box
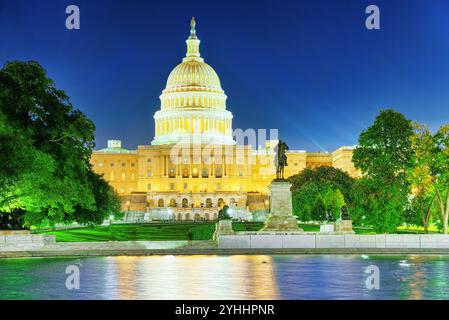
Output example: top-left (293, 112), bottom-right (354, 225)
top-left (39, 222), bottom-right (216, 242)
top-left (38, 221), bottom-right (439, 242)
top-left (233, 222), bottom-right (321, 233)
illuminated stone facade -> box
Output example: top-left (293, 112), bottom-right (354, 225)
top-left (90, 19), bottom-right (359, 221)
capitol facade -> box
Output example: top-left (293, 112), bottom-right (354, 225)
top-left (90, 18), bottom-right (358, 222)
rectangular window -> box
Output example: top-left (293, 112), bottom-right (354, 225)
top-left (147, 184), bottom-right (151, 191)
top-left (170, 183), bottom-right (175, 190)
top-left (183, 183), bottom-right (188, 190)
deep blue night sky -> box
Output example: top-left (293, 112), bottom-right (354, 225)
top-left (1, 0), bottom-right (449, 151)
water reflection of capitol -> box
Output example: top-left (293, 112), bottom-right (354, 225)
top-left (91, 18), bottom-right (358, 221)
top-left (106, 256), bottom-right (280, 299)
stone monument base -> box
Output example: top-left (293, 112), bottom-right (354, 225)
top-left (320, 223), bottom-right (335, 233)
top-left (213, 219), bottom-right (234, 241)
top-left (261, 181), bottom-right (303, 232)
top-left (263, 215), bottom-right (302, 231)
top-left (335, 220), bottom-right (355, 234)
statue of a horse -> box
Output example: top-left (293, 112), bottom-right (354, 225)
top-left (275, 140), bottom-right (289, 180)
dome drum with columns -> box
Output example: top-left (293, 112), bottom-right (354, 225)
top-left (152, 17), bottom-right (234, 146)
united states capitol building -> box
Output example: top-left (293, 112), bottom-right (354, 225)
top-left (90, 18), bottom-right (358, 222)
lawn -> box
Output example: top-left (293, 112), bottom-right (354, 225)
top-left (38, 221), bottom-right (438, 242)
top-left (39, 222), bottom-right (216, 242)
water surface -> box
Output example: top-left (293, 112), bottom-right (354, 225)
top-left (0, 255), bottom-right (448, 299)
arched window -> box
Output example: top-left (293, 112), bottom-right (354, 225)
top-left (158, 199), bottom-right (164, 208)
top-left (202, 168), bottom-right (208, 178)
top-left (230, 198), bottom-right (236, 206)
top-left (206, 198), bottom-right (212, 208)
top-left (218, 198), bottom-right (224, 208)
top-left (215, 167), bottom-right (222, 178)
top-left (169, 199), bottom-right (177, 208)
top-left (182, 167), bottom-right (189, 178)
top-left (182, 198), bottom-right (188, 208)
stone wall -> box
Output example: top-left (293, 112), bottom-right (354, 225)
top-left (218, 233), bottom-right (449, 249)
top-left (0, 231), bottom-right (55, 251)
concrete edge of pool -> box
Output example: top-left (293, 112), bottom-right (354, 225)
top-left (1, 234), bottom-right (449, 258)
top-left (1, 246), bottom-right (449, 258)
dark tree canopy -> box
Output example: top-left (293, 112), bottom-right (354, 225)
top-left (289, 167), bottom-right (350, 222)
top-left (289, 166), bottom-right (355, 203)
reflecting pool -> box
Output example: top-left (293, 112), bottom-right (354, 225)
top-left (0, 255), bottom-right (448, 299)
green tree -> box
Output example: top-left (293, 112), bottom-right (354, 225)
top-left (72, 172), bottom-right (123, 226)
top-left (351, 178), bottom-right (405, 233)
top-left (321, 186), bottom-right (345, 221)
top-left (352, 109), bottom-right (414, 232)
top-left (292, 181), bottom-right (345, 222)
top-left (0, 114), bottom-right (57, 227)
top-left (353, 109), bottom-right (414, 184)
top-left (403, 194), bottom-right (437, 232)
top-left (410, 123), bottom-right (449, 233)
top-left (292, 181), bottom-right (318, 221)
top-left (0, 61), bottom-right (120, 228)
top-left (289, 166), bottom-right (354, 203)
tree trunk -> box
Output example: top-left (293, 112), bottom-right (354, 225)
top-left (444, 190), bottom-right (449, 235)
top-left (419, 195), bottom-right (434, 234)
top-left (425, 195), bottom-right (435, 234)
top-left (435, 188), bottom-right (447, 234)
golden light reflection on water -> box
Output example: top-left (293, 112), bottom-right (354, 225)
top-left (407, 256), bottom-right (424, 300)
top-left (104, 255), bottom-right (279, 300)
top-left (104, 256), bottom-right (140, 299)
top-left (2, 255), bottom-right (449, 299)
top-left (404, 255), bottom-right (449, 300)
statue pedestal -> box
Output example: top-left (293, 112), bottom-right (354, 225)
top-left (262, 181), bottom-right (303, 231)
top-left (213, 219), bottom-right (234, 241)
top-left (320, 224), bottom-right (335, 233)
top-left (335, 220), bottom-right (355, 234)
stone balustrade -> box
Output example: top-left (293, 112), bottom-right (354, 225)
top-left (218, 233), bottom-right (449, 249)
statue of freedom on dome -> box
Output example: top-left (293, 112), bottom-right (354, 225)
top-left (275, 140), bottom-right (289, 180)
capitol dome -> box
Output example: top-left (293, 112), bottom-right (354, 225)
top-left (152, 18), bottom-right (234, 146)
top-left (164, 61), bottom-right (223, 94)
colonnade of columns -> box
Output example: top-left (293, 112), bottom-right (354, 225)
top-left (155, 116), bottom-right (232, 136)
top-left (158, 154), bottom-right (230, 178)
